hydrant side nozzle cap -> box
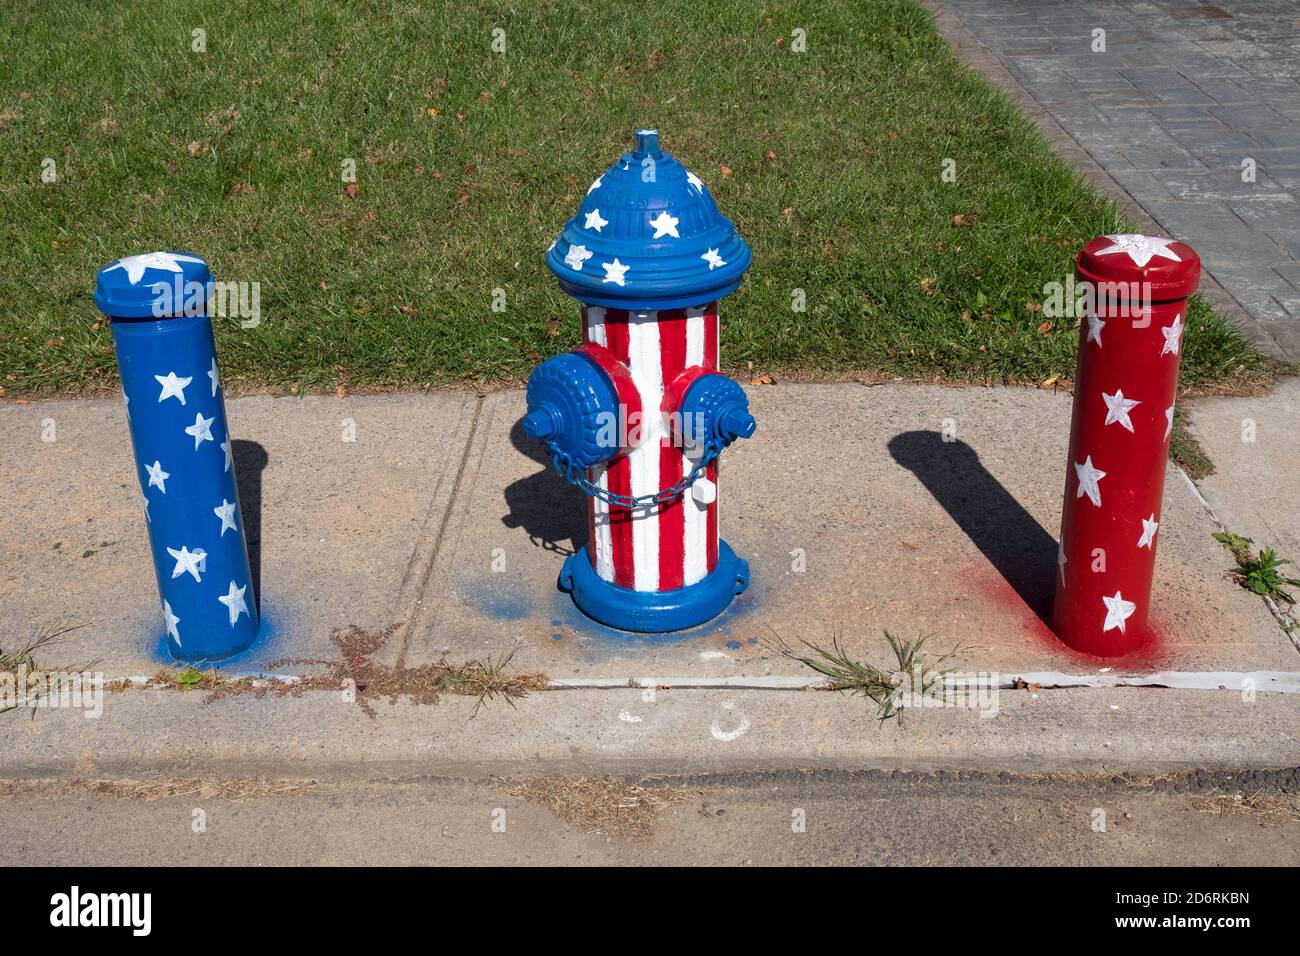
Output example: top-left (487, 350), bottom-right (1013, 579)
top-left (1075, 234), bottom-right (1201, 302)
top-left (522, 408), bottom-right (556, 440)
top-left (546, 128), bottom-right (752, 312)
top-left (720, 406), bottom-right (757, 440)
top-left (93, 251), bottom-right (214, 319)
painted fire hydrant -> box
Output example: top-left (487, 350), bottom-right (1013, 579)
top-left (1053, 234), bottom-right (1201, 656)
top-left (94, 251), bottom-right (259, 661)
top-left (524, 128), bottom-right (755, 632)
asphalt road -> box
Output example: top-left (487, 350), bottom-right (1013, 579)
top-left (2, 768), bottom-right (1296, 866)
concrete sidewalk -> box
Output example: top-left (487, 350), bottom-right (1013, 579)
top-left (1, 382), bottom-right (1297, 776)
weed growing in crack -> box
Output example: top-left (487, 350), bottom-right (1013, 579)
top-left (764, 626), bottom-right (957, 724)
top-left (1213, 532), bottom-right (1300, 604)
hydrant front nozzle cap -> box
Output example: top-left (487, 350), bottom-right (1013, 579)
top-left (720, 407), bottom-right (757, 440)
top-left (93, 251), bottom-right (213, 319)
top-left (522, 408), bottom-right (556, 440)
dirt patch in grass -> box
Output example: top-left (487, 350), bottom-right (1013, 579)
top-left (505, 776), bottom-right (688, 840)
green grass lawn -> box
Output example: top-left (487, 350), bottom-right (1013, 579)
top-left (0, 0), bottom-right (1273, 395)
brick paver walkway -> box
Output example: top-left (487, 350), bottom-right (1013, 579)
top-left (943, 0), bottom-right (1300, 359)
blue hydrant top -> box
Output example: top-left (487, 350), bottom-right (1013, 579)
top-left (93, 251), bottom-right (213, 319)
top-left (546, 129), bottom-right (752, 312)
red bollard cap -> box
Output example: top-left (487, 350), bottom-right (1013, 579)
top-left (1076, 234), bottom-right (1200, 302)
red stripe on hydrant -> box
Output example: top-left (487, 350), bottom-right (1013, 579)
top-left (1052, 235), bottom-right (1201, 656)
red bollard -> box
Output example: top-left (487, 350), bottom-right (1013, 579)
top-left (1052, 234), bottom-right (1201, 656)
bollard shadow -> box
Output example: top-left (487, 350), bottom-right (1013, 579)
top-left (502, 417), bottom-right (589, 557)
top-left (888, 431), bottom-right (1057, 625)
top-left (232, 439), bottom-right (268, 614)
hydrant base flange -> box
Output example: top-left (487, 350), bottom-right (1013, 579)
top-left (559, 540), bottom-right (749, 634)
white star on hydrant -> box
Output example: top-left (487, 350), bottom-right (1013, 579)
top-left (1102, 590), bottom-right (1137, 634)
top-left (1094, 234), bottom-right (1182, 269)
top-left (701, 248), bottom-right (727, 270)
top-left (583, 208), bottom-right (608, 232)
top-left (214, 498), bottom-right (238, 536)
top-left (167, 545), bottom-right (205, 583)
top-left (1161, 312), bottom-right (1184, 357)
top-left (1086, 313), bottom-right (1105, 348)
top-left (685, 170), bottom-right (704, 193)
top-left (106, 251), bottom-right (205, 286)
top-left (155, 371), bottom-right (192, 405)
top-left (1074, 455), bottom-right (1106, 508)
top-left (184, 411), bottom-right (215, 450)
top-left (145, 460), bottom-right (170, 494)
top-left (564, 244), bottom-right (593, 271)
top-left (218, 580), bottom-right (250, 627)
top-left (649, 211), bottom-right (680, 238)
top-left (586, 176), bottom-right (603, 195)
top-left (602, 258), bottom-right (629, 286)
top-left (221, 438), bottom-right (232, 473)
top-left (163, 600), bottom-right (181, 645)
top-left (1102, 389), bottom-right (1141, 432)
top-left (1137, 513), bottom-right (1159, 549)
top-left (208, 357), bottom-right (221, 396)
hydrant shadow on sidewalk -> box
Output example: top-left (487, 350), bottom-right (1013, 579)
top-left (888, 430), bottom-right (1057, 626)
top-left (502, 416), bottom-right (590, 557)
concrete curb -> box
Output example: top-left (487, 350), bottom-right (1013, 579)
top-left (4, 684), bottom-right (1297, 781)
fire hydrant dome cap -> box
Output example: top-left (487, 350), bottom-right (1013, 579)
top-left (1076, 234), bottom-right (1201, 302)
top-left (94, 251), bottom-right (214, 319)
top-left (546, 129), bottom-right (751, 311)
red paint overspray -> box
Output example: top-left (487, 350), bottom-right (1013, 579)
top-left (975, 564), bottom-right (1166, 670)
top-left (1052, 235), bottom-right (1201, 657)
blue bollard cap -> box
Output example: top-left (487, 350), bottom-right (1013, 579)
top-left (546, 129), bottom-right (752, 311)
top-left (94, 251), bottom-right (213, 319)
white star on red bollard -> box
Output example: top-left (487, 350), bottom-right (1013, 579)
top-left (1164, 404), bottom-right (1174, 441)
top-left (1102, 591), bottom-right (1137, 634)
top-left (1094, 234), bottom-right (1182, 269)
top-left (1086, 313), bottom-right (1105, 347)
top-left (1057, 542), bottom-right (1067, 583)
top-left (1102, 389), bottom-right (1141, 432)
top-left (1137, 514), bottom-right (1159, 549)
top-left (1074, 455), bottom-right (1106, 508)
top-left (1161, 312), bottom-right (1184, 357)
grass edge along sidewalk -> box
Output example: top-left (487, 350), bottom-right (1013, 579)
top-left (0, 0), bottom-right (1278, 397)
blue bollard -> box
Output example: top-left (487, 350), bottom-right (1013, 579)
top-left (94, 252), bottom-right (259, 661)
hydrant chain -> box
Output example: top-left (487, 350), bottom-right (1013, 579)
top-left (550, 439), bottom-right (723, 510)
